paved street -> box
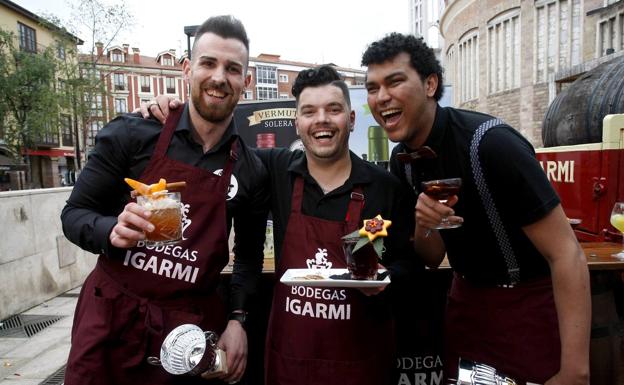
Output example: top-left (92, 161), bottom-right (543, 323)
top-left (0, 287), bottom-right (79, 385)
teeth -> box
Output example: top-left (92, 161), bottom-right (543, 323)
top-left (381, 109), bottom-right (401, 116)
top-left (313, 131), bottom-right (333, 139)
top-left (206, 89), bottom-right (225, 98)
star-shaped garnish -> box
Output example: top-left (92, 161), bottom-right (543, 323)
top-left (359, 215), bottom-right (392, 241)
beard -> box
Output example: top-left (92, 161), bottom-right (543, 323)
top-left (190, 86), bottom-right (237, 123)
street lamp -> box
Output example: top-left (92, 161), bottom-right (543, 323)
top-left (184, 25), bottom-right (199, 60)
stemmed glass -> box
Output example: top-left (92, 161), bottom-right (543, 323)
top-left (421, 178), bottom-right (462, 229)
top-left (610, 202), bottom-right (624, 259)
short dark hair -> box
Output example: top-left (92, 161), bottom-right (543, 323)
top-left (361, 33), bottom-right (444, 101)
top-left (292, 65), bottom-right (351, 108)
top-left (192, 15), bottom-right (249, 57)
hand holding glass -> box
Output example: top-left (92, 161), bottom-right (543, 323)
top-left (610, 202), bottom-right (624, 259)
top-left (421, 178), bottom-right (462, 229)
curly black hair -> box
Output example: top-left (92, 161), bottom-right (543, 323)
top-left (291, 65), bottom-right (351, 108)
top-left (361, 33), bottom-right (444, 101)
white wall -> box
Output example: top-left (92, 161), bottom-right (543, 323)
top-left (0, 187), bottom-right (97, 320)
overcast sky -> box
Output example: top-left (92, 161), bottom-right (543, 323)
top-left (14, 0), bottom-right (410, 70)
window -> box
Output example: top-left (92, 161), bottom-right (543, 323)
top-left (18, 22), bottom-right (36, 53)
top-left (487, 9), bottom-right (521, 94)
top-left (279, 74), bottom-right (289, 83)
top-left (114, 98), bottom-right (127, 114)
top-left (256, 86), bottom-right (278, 100)
top-left (256, 65), bottom-right (277, 84)
top-left (598, 12), bottom-right (624, 56)
top-left (411, 0), bottom-right (423, 36)
top-left (165, 77), bottom-right (176, 94)
top-left (446, 44), bottom-right (455, 87)
top-left (140, 76), bottom-right (151, 93)
top-left (57, 78), bottom-right (66, 93)
top-left (111, 50), bottom-right (123, 62)
top-left (89, 94), bottom-right (103, 117)
top-left (113, 73), bottom-right (125, 91)
top-left (279, 93), bottom-right (289, 99)
top-left (458, 30), bottom-right (479, 103)
top-left (162, 55), bottom-right (174, 66)
top-left (535, 0), bottom-right (582, 83)
top-left (57, 43), bottom-right (66, 59)
top-left (88, 120), bottom-right (103, 147)
top-left (60, 114), bottom-right (73, 146)
top-left (243, 90), bottom-right (253, 100)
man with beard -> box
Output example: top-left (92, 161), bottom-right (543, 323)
top-left (362, 33), bottom-right (590, 385)
top-left (142, 65), bottom-right (419, 385)
top-left (61, 16), bottom-right (269, 385)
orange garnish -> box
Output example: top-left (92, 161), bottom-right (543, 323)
top-left (358, 215), bottom-right (392, 242)
top-left (124, 178), bottom-right (150, 196)
top-left (124, 177), bottom-right (168, 196)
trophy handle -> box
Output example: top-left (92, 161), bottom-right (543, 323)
top-left (146, 356), bottom-right (162, 366)
top-left (204, 331), bottom-right (219, 347)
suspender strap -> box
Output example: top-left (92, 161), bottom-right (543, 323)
top-left (469, 118), bottom-right (521, 284)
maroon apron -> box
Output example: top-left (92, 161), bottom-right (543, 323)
top-left (65, 107), bottom-right (236, 385)
top-left (443, 273), bottom-right (561, 384)
top-left (265, 178), bottom-right (395, 385)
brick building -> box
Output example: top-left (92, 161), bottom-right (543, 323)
top-left (84, 47), bottom-right (365, 151)
top-left (440, 0), bottom-right (624, 146)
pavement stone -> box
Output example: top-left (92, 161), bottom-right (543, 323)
top-left (0, 287), bottom-right (79, 385)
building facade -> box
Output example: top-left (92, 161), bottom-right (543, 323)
top-left (409, 0), bottom-right (447, 63)
top-left (0, 0), bottom-right (83, 190)
top-left (440, 0), bottom-right (624, 146)
top-left (85, 48), bottom-right (365, 149)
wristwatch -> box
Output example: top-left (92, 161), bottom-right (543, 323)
top-left (228, 311), bottom-right (247, 328)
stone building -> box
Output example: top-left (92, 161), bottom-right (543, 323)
top-left (440, 0), bottom-right (624, 146)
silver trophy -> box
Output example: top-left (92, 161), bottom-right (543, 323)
top-left (147, 324), bottom-right (227, 378)
top-left (452, 358), bottom-right (518, 385)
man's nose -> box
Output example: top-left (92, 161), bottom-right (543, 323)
top-left (211, 65), bottom-right (227, 84)
top-left (376, 86), bottom-right (391, 105)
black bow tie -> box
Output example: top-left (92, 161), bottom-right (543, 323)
top-left (396, 146), bottom-right (437, 163)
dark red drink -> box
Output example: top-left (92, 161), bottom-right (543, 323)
top-left (421, 178), bottom-right (462, 201)
top-left (342, 237), bottom-right (378, 280)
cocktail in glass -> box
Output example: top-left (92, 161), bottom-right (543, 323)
top-left (610, 202), bottom-right (624, 259)
top-left (137, 191), bottom-right (183, 247)
top-left (342, 236), bottom-right (378, 280)
top-left (421, 178), bottom-right (462, 229)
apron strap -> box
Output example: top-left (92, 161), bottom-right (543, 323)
top-left (292, 177), bottom-right (305, 214)
top-left (217, 137), bottom-right (239, 194)
top-left (345, 187), bottom-right (364, 232)
top-left (152, 105), bottom-right (185, 159)
top-left (469, 118), bottom-right (520, 285)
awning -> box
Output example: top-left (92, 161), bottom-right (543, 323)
top-left (0, 154), bottom-right (27, 171)
top-left (22, 148), bottom-right (75, 157)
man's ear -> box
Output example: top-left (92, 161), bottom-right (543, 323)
top-left (425, 74), bottom-right (439, 98)
top-left (183, 58), bottom-right (191, 81)
top-left (349, 110), bottom-right (355, 132)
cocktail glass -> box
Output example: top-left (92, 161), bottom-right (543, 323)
top-left (421, 178), bottom-right (462, 229)
top-left (136, 191), bottom-right (183, 247)
top-left (342, 235), bottom-right (378, 280)
top-left (610, 202), bottom-right (624, 259)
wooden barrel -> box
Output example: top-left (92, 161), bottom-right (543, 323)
top-left (542, 55), bottom-right (624, 147)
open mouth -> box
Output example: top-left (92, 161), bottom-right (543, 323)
top-left (312, 130), bottom-right (335, 140)
top-left (380, 108), bottom-right (402, 124)
top-left (205, 89), bottom-right (226, 99)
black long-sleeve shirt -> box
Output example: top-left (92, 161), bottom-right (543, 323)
top-left (61, 105), bottom-right (269, 312)
top-left (256, 148), bottom-right (422, 288)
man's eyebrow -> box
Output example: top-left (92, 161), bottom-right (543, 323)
top-left (196, 55), bottom-right (244, 68)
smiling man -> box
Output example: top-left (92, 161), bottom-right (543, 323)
top-left (362, 33), bottom-right (590, 385)
top-left (61, 16), bottom-right (269, 385)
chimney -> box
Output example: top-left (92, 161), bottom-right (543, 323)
top-left (132, 47), bottom-right (140, 64)
top-left (95, 42), bottom-right (103, 57)
top-left (123, 44), bottom-right (129, 54)
top-left (169, 48), bottom-right (176, 58)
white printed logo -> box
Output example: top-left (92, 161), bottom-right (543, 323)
top-left (306, 248), bottom-right (332, 269)
top-left (181, 203), bottom-right (191, 240)
top-left (213, 169), bottom-right (238, 201)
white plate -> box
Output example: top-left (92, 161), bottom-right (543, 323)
top-left (280, 268), bottom-right (390, 288)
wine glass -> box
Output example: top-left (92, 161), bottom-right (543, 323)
top-left (421, 178), bottom-right (462, 229)
top-left (610, 202), bottom-right (624, 259)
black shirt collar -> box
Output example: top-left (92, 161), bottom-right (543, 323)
top-left (287, 151), bottom-right (374, 186)
top-left (176, 103), bottom-right (239, 153)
